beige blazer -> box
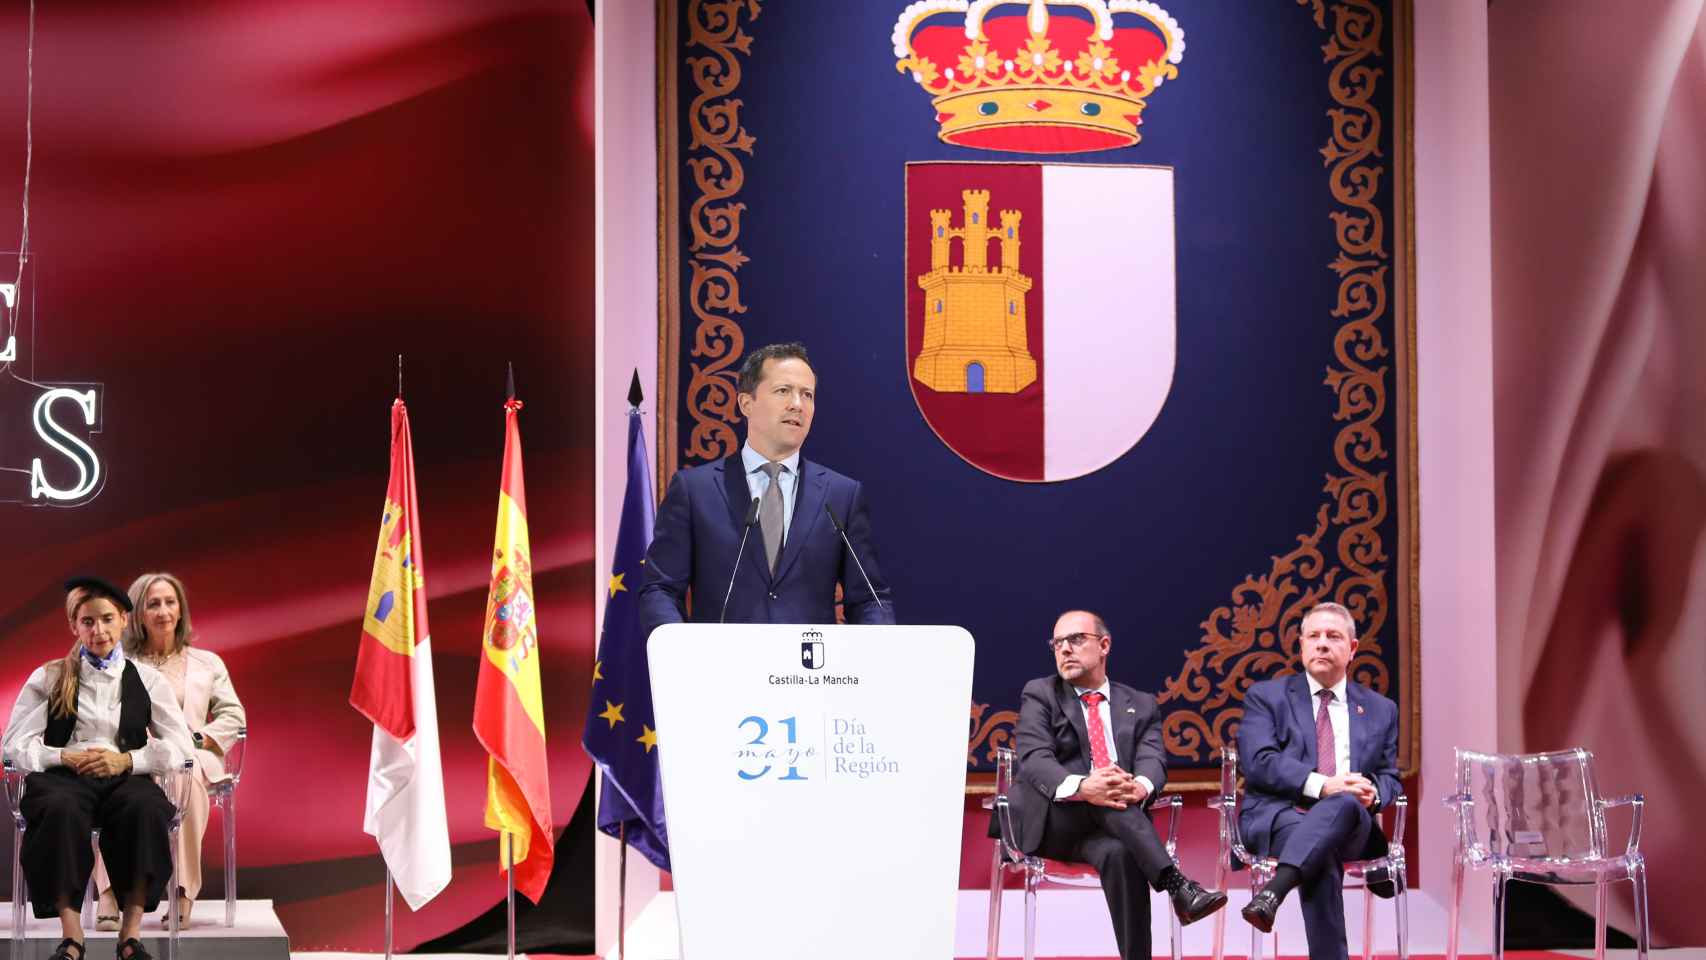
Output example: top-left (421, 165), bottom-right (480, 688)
top-left (179, 647), bottom-right (245, 783)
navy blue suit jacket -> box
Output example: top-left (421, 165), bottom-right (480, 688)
top-left (637, 453), bottom-right (895, 639)
top-left (1235, 674), bottom-right (1401, 861)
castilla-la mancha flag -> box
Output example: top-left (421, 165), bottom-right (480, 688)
top-left (349, 398), bottom-right (452, 910)
top-left (472, 389), bottom-right (554, 902)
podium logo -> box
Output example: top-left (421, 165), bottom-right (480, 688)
top-left (801, 630), bottom-right (825, 670)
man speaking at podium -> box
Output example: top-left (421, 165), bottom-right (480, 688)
top-left (639, 342), bottom-right (895, 638)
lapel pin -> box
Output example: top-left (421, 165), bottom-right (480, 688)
top-left (1356, 704), bottom-right (1365, 715)
top-left (1125, 707), bottom-right (1136, 714)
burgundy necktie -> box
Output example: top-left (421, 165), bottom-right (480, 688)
top-left (1080, 691), bottom-right (1111, 769)
top-left (1315, 688), bottom-right (1336, 777)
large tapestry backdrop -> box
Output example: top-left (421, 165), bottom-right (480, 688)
top-left (661, 0), bottom-right (1416, 782)
top-left (0, 2), bottom-right (593, 951)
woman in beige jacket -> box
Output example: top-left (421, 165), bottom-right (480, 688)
top-left (95, 572), bottom-right (245, 928)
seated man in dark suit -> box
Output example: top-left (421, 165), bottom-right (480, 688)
top-left (1237, 601), bottom-right (1403, 960)
top-left (638, 341), bottom-right (894, 637)
top-left (1010, 609), bottom-right (1227, 959)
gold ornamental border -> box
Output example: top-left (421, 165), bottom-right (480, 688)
top-left (657, 0), bottom-right (1419, 789)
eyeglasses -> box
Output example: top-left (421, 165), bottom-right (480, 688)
top-left (1047, 632), bottom-right (1103, 652)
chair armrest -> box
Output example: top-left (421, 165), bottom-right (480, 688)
top-left (222, 728), bottom-right (247, 783)
top-left (152, 759), bottom-right (196, 814)
top-left (1600, 793), bottom-right (1643, 856)
top-left (1388, 795), bottom-right (1408, 850)
top-left (2, 758), bottom-right (22, 820)
top-left (1154, 794), bottom-right (1182, 859)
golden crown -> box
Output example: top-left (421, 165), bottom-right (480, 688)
top-left (893, 0), bottom-right (1184, 153)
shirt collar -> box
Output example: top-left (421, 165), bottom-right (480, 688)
top-left (1305, 672), bottom-right (1348, 703)
top-left (1073, 678), bottom-right (1112, 701)
top-left (80, 644), bottom-right (124, 673)
top-left (742, 442), bottom-right (800, 478)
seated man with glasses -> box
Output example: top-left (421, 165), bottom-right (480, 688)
top-left (1009, 609), bottom-right (1227, 959)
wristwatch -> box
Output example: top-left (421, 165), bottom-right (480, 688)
top-left (192, 732), bottom-right (205, 748)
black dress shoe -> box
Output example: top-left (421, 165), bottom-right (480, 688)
top-left (49, 939), bottom-right (84, 960)
top-left (116, 938), bottom-right (154, 960)
top-left (1242, 890), bottom-right (1281, 933)
top-left (1169, 878), bottom-right (1229, 925)
top-left (1364, 865), bottom-right (1397, 899)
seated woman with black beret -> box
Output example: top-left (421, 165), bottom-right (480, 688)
top-left (1, 577), bottom-right (197, 960)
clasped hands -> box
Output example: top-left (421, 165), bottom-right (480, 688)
top-left (1320, 771), bottom-right (1377, 808)
top-left (62, 748), bottom-right (133, 778)
top-left (1075, 765), bottom-right (1149, 809)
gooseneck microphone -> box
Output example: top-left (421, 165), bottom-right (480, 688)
top-left (824, 501), bottom-right (888, 616)
top-left (720, 496), bottom-right (762, 623)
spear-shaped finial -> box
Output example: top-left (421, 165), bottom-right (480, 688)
top-left (506, 361), bottom-right (517, 401)
top-left (396, 354), bottom-right (404, 399)
top-left (627, 369), bottom-right (644, 409)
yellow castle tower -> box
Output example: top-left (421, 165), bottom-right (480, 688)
top-left (914, 189), bottom-right (1037, 393)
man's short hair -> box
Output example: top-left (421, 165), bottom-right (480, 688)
top-left (736, 342), bottom-right (814, 396)
top-left (1302, 601), bottom-right (1357, 638)
top-left (1059, 609), bottom-right (1109, 636)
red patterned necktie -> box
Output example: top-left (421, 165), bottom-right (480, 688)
top-left (1315, 688), bottom-right (1336, 777)
top-left (1080, 691), bottom-right (1111, 769)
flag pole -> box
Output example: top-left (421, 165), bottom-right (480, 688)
top-left (506, 833), bottom-right (517, 960)
top-left (618, 821), bottom-right (629, 960)
top-left (384, 868), bottom-right (394, 960)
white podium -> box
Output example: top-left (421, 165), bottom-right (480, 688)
top-left (648, 623), bottom-right (974, 960)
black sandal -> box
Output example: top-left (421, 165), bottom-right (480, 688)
top-left (49, 939), bottom-right (84, 960)
top-left (115, 938), bottom-right (152, 960)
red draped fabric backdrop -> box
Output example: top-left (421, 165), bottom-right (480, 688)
top-left (0, 2), bottom-right (594, 950)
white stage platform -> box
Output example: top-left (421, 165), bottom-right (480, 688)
top-left (3, 899), bottom-right (288, 960)
top-left (611, 888), bottom-right (1457, 960)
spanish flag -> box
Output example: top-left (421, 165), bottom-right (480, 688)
top-left (472, 385), bottom-right (554, 902)
top-left (349, 398), bottom-right (451, 909)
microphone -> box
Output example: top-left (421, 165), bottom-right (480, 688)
top-left (720, 497), bottom-right (762, 624)
top-left (823, 501), bottom-right (888, 616)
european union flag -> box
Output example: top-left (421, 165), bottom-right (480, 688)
top-left (583, 404), bottom-right (669, 869)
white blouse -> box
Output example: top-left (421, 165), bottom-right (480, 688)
top-left (1, 648), bottom-right (196, 775)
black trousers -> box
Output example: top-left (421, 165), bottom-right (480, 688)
top-left (19, 768), bottom-right (175, 919)
top-left (1033, 800), bottom-right (1174, 960)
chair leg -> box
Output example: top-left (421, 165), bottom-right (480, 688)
top-left (167, 822), bottom-right (181, 960)
top-left (985, 842), bottom-right (1004, 960)
top-left (1445, 855), bottom-right (1465, 960)
top-left (1022, 868), bottom-right (1039, 960)
top-left (1394, 867), bottom-right (1410, 960)
top-left (11, 827), bottom-right (25, 960)
top-left (1362, 884), bottom-right (1375, 960)
top-left (1249, 868), bottom-right (1266, 960)
top-left (223, 794), bottom-right (237, 928)
top-left (1593, 878), bottom-right (1608, 960)
top-left (1631, 864), bottom-right (1651, 960)
top-left (1170, 892), bottom-right (1183, 960)
top-left (1211, 857), bottom-right (1229, 960)
top-left (82, 832), bottom-right (99, 929)
top-left (1491, 873), bottom-right (1508, 960)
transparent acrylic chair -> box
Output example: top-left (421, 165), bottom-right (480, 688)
top-left (5, 757), bottom-right (194, 960)
top-left (1443, 747), bottom-right (1649, 960)
top-left (1209, 745), bottom-right (1409, 960)
top-left (985, 745), bottom-right (1183, 960)
top-left (206, 727), bottom-right (247, 927)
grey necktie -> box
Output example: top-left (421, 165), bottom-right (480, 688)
top-left (758, 461), bottom-right (786, 573)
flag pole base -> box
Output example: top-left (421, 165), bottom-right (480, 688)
top-left (384, 868), bottom-right (395, 960)
top-left (506, 833), bottom-right (517, 960)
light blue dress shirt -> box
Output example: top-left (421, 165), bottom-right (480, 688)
top-left (741, 442), bottom-right (800, 542)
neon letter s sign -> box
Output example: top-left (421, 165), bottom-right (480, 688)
top-left (30, 387), bottom-right (103, 503)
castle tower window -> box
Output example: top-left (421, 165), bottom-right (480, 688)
top-left (937, 226), bottom-right (944, 238)
top-left (966, 362), bottom-right (985, 393)
top-left (971, 212), bottom-right (979, 224)
top-left (1009, 301), bottom-right (1016, 314)
top-left (935, 300), bottom-right (943, 313)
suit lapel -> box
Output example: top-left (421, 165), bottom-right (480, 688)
top-left (1346, 682), bottom-right (1371, 772)
top-left (1287, 673), bottom-right (1318, 770)
top-left (719, 454), bottom-right (771, 585)
top-left (771, 458), bottom-right (827, 583)
top-left (1056, 678), bottom-right (1093, 770)
top-left (1109, 684), bottom-right (1139, 768)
